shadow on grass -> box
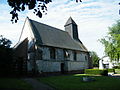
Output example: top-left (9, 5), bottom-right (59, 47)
top-left (38, 74), bottom-right (120, 90)
top-left (0, 78), bottom-right (33, 90)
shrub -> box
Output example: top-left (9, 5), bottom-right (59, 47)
top-left (85, 69), bottom-right (100, 75)
top-left (113, 66), bottom-right (120, 69)
top-left (85, 69), bottom-right (108, 76)
top-left (107, 69), bottom-right (115, 73)
top-left (100, 69), bottom-right (108, 76)
top-left (115, 69), bottom-right (120, 74)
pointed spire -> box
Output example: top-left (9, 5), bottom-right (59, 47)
top-left (64, 17), bottom-right (77, 26)
top-left (26, 16), bottom-right (30, 21)
top-left (26, 16), bottom-right (29, 19)
top-left (64, 17), bottom-right (79, 41)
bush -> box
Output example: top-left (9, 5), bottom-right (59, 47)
top-left (113, 66), bottom-right (120, 69)
top-left (85, 69), bottom-right (108, 76)
top-left (100, 70), bottom-right (108, 76)
top-left (107, 69), bottom-right (115, 73)
top-left (115, 69), bottom-right (120, 74)
top-left (85, 69), bottom-right (100, 75)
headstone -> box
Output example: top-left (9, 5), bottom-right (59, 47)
top-left (83, 77), bottom-right (95, 82)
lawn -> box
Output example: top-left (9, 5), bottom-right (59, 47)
top-left (38, 74), bottom-right (120, 90)
top-left (0, 78), bottom-right (32, 90)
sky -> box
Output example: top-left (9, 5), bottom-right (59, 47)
top-left (0, 0), bottom-right (120, 58)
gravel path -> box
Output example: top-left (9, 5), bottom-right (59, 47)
top-left (23, 78), bottom-right (55, 90)
top-left (112, 74), bottom-right (120, 78)
top-left (113, 74), bottom-right (120, 76)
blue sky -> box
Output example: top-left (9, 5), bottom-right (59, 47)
top-left (0, 0), bottom-right (120, 58)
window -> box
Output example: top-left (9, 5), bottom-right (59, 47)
top-left (85, 56), bottom-right (87, 60)
top-left (73, 51), bottom-right (77, 61)
top-left (50, 48), bottom-right (56, 59)
top-left (63, 49), bottom-right (70, 59)
top-left (36, 49), bottom-right (43, 60)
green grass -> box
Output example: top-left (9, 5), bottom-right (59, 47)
top-left (0, 78), bottom-right (32, 90)
top-left (108, 69), bottom-right (115, 72)
top-left (38, 74), bottom-right (120, 90)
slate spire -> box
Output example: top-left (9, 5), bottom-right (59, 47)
top-left (65, 17), bottom-right (77, 26)
top-left (64, 17), bottom-right (79, 41)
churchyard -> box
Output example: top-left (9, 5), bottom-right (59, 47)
top-left (38, 74), bottom-right (120, 90)
top-left (0, 72), bottom-right (120, 90)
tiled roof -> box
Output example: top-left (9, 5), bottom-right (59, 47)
top-left (27, 17), bottom-right (88, 52)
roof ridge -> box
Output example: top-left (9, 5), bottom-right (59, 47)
top-left (29, 18), bottom-right (66, 33)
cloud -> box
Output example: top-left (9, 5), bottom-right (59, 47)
top-left (27, 0), bottom-right (120, 57)
top-left (0, 0), bottom-right (120, 57)
top-left (0, 3), bottom-right (26, 46)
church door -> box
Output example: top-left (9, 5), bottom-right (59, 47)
top-left (61, 63), bottom-right (65, 74)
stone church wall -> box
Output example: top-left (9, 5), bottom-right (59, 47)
top-left (56, 48), bottom-right (64, 60)
top-left (67, 61), bottom-right (86, 71)
top-left (28, 46), bottom-right (89, 73)
top-left (36, 60), bottom-right (61, 73)
top-left (42, 47), bottom-right (50, 60)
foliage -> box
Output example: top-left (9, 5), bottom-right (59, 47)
top-left (85, 69), bottom-right (108, 76)
top-left (38, 74), bottom-right (120, 90)
top-left (100, 69), bottom-right (108, 76)
top-left (0, 35), bottom-right (13, 76)
top-left (0, 78), bottom-right (32, 90)
top-left (107, 69), bottom-right (115, 73)
top-left (85, 69), bottom-right (101, 75)
top-left (90, 51), bottom-right (100, 67)
top-left (7, 0), bottom-right (82, 23)
top-left (115, 69), bottom-right (120, 74)
top-left (0, 35), bottom-right (12, 48)
top-left (99, 20), bottom-right (120, 62)
top-left (113, 65), bottom-right (120, 69)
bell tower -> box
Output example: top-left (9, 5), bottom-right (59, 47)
top-left (64, 17), bottom-right (79, 41)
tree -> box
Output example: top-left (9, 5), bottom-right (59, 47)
top-left (0, 35), bottom-right (12, 48)
top-left (7, 0), bottom-right (82, 23)
top-left (90, 51), bottom-right (100, 67)
top-left (99, 20), bottom-right (120, 61)
top-left (0, 35), bottom-right (13, 76)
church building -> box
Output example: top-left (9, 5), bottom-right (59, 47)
top-left (14, 17), bottom-right (92, 74)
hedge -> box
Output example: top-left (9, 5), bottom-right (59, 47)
top-left (113, 66), bottom-right (120, 69)
top-left (107, 69), bottom-right (115, 73)
top-left (115, 69), bottom-right (120, 74)
top-left (85, 69), bottom-right (108, 76)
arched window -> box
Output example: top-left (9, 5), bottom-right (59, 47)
top-left (85, 56), bottom-right (87, 60)
top-left (73, 51), bottom-right (77, 61)
top-left (63, 49), bottom-right (70, 59)
top-left (50, 47), bottom-right (56, 59)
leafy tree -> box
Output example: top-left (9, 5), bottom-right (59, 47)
top-left (0, 35), bottom-right (12, 48)
top-left (90, 51), bottom-right (100, 67)
top-left (0, 35), bottom-right (13, 76)
top-left (7, 0), bottom-right (82, 23)
top-left (99, 20), bottom-right (120, 61)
